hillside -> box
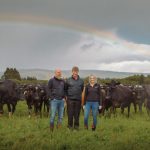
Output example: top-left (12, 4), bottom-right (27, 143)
top-left (6, 69), bottom-right (150, 80)
top-left (0, 69), bottom-right (149, 80)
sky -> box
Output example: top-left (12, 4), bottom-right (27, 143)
top-left (0, 0), bottom-right (150, 73)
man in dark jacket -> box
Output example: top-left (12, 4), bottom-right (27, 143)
top-left (48, 69), bottom-right (66, 131)
top-left (66, 66), bottom-right (84, 130)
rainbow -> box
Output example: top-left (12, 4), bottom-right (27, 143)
top-left (0, 13), bottom-right (118, 39)
top-left (0, 13), bottom-right (150, 56)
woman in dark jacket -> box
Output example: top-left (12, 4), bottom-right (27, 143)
top-left (83, 75), bottom-right (102, 131)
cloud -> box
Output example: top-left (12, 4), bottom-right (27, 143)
top-left (0, 22), bottom-right (150, 73)
top-left (0, 22), bottom-right (81, 71)
top-left (67, 33), bottom-right (150, 63)
top-left (62, 33), bottom-right (150, 72)
top-left (98, 61), bottom-right (150, 73)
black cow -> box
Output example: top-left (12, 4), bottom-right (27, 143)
top-left (17, 84), bottom-right (27, 101)
top-left (104, 80), bottom-right (134, 117)
top-left (101, 85), bottom-right (113, 116)
top-left (143, 85), bottom-right (150, 116)
top-left (24, 84), bottom-right (40, 117)
top-left (132, 85), bottom-right (146, 113)
top-left (0, 80), bottom-right (22, 116)
top-left (38, 84), bottom-right (50, 115)
top-left (24, 84), bottom-right (49, 117)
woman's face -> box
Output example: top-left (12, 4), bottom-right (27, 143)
top-left (90, 76), bottom-right (96, 84)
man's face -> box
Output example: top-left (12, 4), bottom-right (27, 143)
top-left (55, 69), bottom-right (62, 78)
top-left (72, 70), bottom-right (79, 78)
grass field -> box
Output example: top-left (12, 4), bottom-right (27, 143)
top-left (0, 101), bottom-right (150, 150)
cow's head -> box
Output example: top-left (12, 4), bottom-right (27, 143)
top-left (105, 80), bottom-right (120, 100)
top-left (15, 84), bottom-right (27, 100)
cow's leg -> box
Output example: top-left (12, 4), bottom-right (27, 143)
top-left (114, 107), bottom-right (117, 117)
top-left (34, 105), bottom-right (37, 116)
top-left (101, 106), bottom-right (105, 116)
top-left (12, 101), bottom-right (17, 114)
top-left (112, 107), bottom-right (117, 118)
top-left (139, 102), bottom-right (142, 113)
top-left (28, 105), bottom-right (32, 118)
top-left (133, 101), bottom-right (137, 113)
top-left (146, 101), bottom-right (150, 117)
top-left (127, 104), bottom-right (131, 117)
top-left (12, 104), bottom-right (16, 114)
top-left (121, 103), bottom-right (125, 117)
top-left (109, 106), bottom-right (114, 118)
top-left (121, 102), bottom-right (130, 117)
top-left (34, 103), bottom-right (40, 116)
top-left (38, 103), bottom-right (42, 118)
top-left (43, 101), bottom-right (46, 112)
top-left (7, 103), bottom-right (12, 118)
top-left (111, 103), bottom-right (116, 117)
top-left (42, 100), bottom-right (49, 117)
top-left (121, 102), bottom-right (126, 114)
top-left (39, 101), bottom-right (43, 117)
top-left (0, 103), bottom-right (4, 115)
top-left (121, 107), bottom-right (124, 114)
top-left (38, 99), bottom-right (42, 113)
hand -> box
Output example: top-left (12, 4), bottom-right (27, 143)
top-left (99, 105), bottom-right (102, 110)
top-left (83, 105), bottom-right (85, 110)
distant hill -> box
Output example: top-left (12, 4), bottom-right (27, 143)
top-left (0, 69), bottom-right (149, 80)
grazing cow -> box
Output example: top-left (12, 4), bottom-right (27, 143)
top-left (132, 85), bottom-right (146, 113)
top-left (143, 85), bottom-right (150, 116)
top-left (104, 80), bottom-right (133, 117)
top-left (0, 80), bottom-right (22, 116)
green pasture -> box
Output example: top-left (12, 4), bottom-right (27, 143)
top-left (0, 101), bottom-right (150, 150)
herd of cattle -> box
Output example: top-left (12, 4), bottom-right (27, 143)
top-left (0, 80), bottom-right (50, 117)
top-left (0, 79), bottom-right (150, 118)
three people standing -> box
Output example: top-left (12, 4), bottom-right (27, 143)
top-left (48, 67), bottom-right (101, 131)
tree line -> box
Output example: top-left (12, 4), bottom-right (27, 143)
top-left (1, 68), bottom-right (37, 81)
